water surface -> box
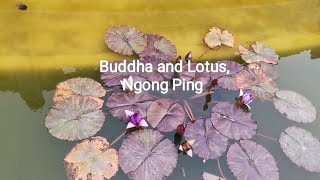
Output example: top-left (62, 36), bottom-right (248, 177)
top-left (1, 51), bottom-right (320, 179)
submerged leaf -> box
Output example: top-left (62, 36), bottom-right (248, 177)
top-left (227, 140), bottom-right (279, 180)
top-left (65, 136), bottom-right (119, 180)
top-left (279, 126), bottom-right (320, 172)
top-left (203, 172), bottom-right (226, 180)
top-left (119, 129), bottom-right (178, 180)
top-left (53, 77), bottom-right (106, 105)
top-left (139, 34), bottom-right (177, 62)
top-left (101, 60), bottom-right (147, 87)
top-left (238, 42), bottom-right (279, 64)
top-left (204, 27), bottom-right (235, 48)
top-left (105, 26), bottom-right (147, 55)
top-left (273, 90), bottom-right (317, 123)
top-left (147, 99), bottom-right (185, 132)
top-left (211, 102), bottom-right (257, 140)
top-left (184, 118), bottom-right (228, 160)
top-left (45, 96), bottom-right (105, 141)
top-left (140, 55), bottom-right (174, 82)
top-left (179, 63), bottom-right (211, 87)
top-left (106, 92), bottom-right (155, 122)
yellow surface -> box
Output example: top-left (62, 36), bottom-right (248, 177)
top-left (1, 0), bottom-right (320, 71)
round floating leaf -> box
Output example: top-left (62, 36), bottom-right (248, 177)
top-left (204, 27), bottom-right (235, 48)
top-left (139, 34), bottom-right (177, 62)
top-left (273, 90), bottom-right (317, 123)
top-left (147, 99), bottom-right (185, 132)
top-left (279, 126), bottom-right (320, 172)
top-left (119, 129), bottom-right (178, 180)
top-left (248, 62), bottom-right (279, 81)
top-left (45, 96), bottom-right (105, 141)
top-left (238, 42), bottom-right (279, 64)
top-left (211, 102), bottom-right (257, 140)
top-left (179, 63), bottom-right (211, 87)
top-left (106, 92), bottom-right (155, 122)
top-left (65, 136), bottom-right (119, 180)
top-left (236, 68), bottom-right (263, 90)
top-left (217, 75), bottom-right (238, 91)
top-left (140, 55), bottom-right (174, 82)
top-left (212, 61), bottom-right (244, 91)
top-left (184, 118), bottom-right (228, 160)
top-left (227, 140), bottom-right (279, 180)
top-left (203, 172), bottom-right (226, 180)
top-left (101, 60), bottom-right (147, 87)
top-left (53, 77), bottom-right (106, 105)
top-left (105, 26), bottom-right (147, 55)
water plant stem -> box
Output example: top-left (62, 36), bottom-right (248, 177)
top-left (108, 130), bottom-right (127, 148)
top-left (217, 158), bottom-right (226, 179)
top-left (197, 49), bottom-right (211, 60)
top-left (257, 133), bottom-right (277, 141)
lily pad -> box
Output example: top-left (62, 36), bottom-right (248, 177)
top-left (147, 99), bottom-right (185, 132)
top-left (236, 68), bottom-right (278, 99)
top-left (105, 26), bottom-right (147, 55)
top-left (139, 34), bottom-right (177, 62)
top-left (106, 92), bottom-right (155, 122)
top-left (119, 129), bottom-right (178, 180)
top-left (211, 102), bottom-right (257, 140)
top-left (211, 61), bottom-right (244, 91)
top-left (204, 27), bottom-right (235, 48)
top-left (203, 172), bottom-right (226, 180)
top-left (140, 55), bottom-right (174, 82)
top-left (236, 68), bottom-right (264, 90)
top-left (179, 63), bottom-right (211, 87)
top-left (53, 77), bottom-right (106, 105)
top-left (101, 60), bottom-right (147, 87)
top-left (227, 140), bottom-right (279, 180)
top-left (65, 136), bottom-right (119, 180)
top-left (273, 90), bottom-right (317, 123)
top-left (238, 42), bottom-right (279, 64)
top-left (279, 126), bottom-right (320, 172)
top-left (45, 96), bottom-right (105, 141)
top-left (184, 118), bottom-right (228, 160)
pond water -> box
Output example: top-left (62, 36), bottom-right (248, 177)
top-left (0, 51), bottom-right (319, 180)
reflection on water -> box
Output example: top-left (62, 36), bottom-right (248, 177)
top-left (0, 51), bottom-right (320, 179)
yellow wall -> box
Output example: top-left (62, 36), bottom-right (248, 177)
top-left (1, 0), bottom-right (320, 71)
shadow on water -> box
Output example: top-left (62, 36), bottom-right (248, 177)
top-left (0, 67), bottom-right (100, 110)
top-left (0, 51), bottom-right (320, 179)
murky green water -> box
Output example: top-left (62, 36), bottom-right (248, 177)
top-left (1, 51), bottom-right (319, 179)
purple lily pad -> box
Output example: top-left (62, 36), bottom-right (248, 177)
top-left (53, 77), bottom-right (106, 104)
top-left (106, 92), bottom-right (155, 122)
top-left (64, 136), bottom-right (119, 180)
top-left (119, 129), bottom-right (178, 180)
top-left (179, 63), bottom-right (211, 87)
top-left (184, 118), bottom-right (228, 160)
top-left (147, 99), bottom-right (185, 132)
top-left (139, 34), bottom-right (177, 62)
top-left (217, 75), bottom-right (238, 91)
top-left (227, 140), bottom-right (279, 180)
top-left (105, 26), bottom-right (147, 55)
top-left (203, 172), bottom-right (226, 180)
top-left (238, 42), bottom-right (279, 65)
top-left (236, 68), bottom-right (278, 99)
top-left (211, 102), bottom-right (257, 140)
top-left (101, 60), bottom-right (147, 87)
top-left (45, 96), bottom-right (105, 141)
top-left (139, 55), bottom-right (174, 82)
top-left (211, 61), bottom-right (244, 80)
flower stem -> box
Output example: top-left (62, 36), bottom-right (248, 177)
top-left (217, 158), bottom-right (226, 179)
top-left (108, 130), bottom-right (127, 148)
top-left (257, 133), bottom-right (277, 141)
top-left (197, 49), bottom-right (211, 61)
